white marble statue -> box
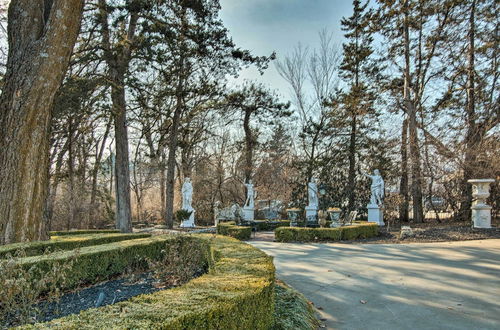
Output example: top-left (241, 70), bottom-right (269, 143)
top-left (244, 180), bottom-right (256, 208)
top-left (180, 178), bottom-right (195, 227)
top-left (182, 178), bottom-right (193, 210)
top-left (361, 169), bottom-right (384, 206)
top-left (308, 178), bottom-right (319, 207)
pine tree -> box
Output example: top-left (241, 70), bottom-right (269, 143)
top-left (338, 0), bottom-right (381, 213)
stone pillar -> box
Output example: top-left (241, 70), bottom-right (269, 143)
top-left (180, 208), bottom-right (196, 228)
top-left (468, 179), bottom-right (495, 229)
top-left (367, 204), bottom-right (384, 226)
top-left (328, 208), bottom-right (342, 228)
top-left (243, 206), bottom-right (254, 221)
top-left (305, 205), bottom-right (318, 227)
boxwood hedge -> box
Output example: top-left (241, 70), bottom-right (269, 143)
top-left (0, 233), bottom-right (151, 259)
top-left (275, 222), bottom-right (378, 242)
top-left (217, 222), bottom-right (252, 240)
top-left (21, 235), bottom-right (275, 330)
top-left (48, 229), bottom-right (120, 236)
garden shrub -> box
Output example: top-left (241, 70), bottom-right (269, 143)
top-left (275, 223), bottom-right (378, 242)
top-left (273, 280), bottom-right (319, 330)
top-left (22, 235), bottom-right (275, 330)
top-left (17, 235), bottom-right (180, 291)
top-left (217, 223), bottom-right (252, 240)
top-left (254, 220), bottom-right (290, 231)
top-left (0, 233), bottom-right (151, 259)
top-left (0, 250), bottom-right (78, 328)
top-left (48, 229), bottom-right (120, 236)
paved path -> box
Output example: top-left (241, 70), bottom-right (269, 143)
top-left (249, 239), bottom-right (500, 330)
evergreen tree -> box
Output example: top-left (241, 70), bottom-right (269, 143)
top-left (337, 0), bottom-right (381, 213)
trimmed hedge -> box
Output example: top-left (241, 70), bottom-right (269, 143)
top-left (17, 235), bottom-right (181, 290)
top-left (275, 222), bottom-right (379, 242)
top-left (217, 223), bottom-right (252, 240)
top-left (254, 220), bottom-right (291, 231)
top-left (49, 229), bottom-right (121, 236)
top-left (0, 233), bottom-right (151, 259)
top-left (22, 235), bottom-right (275, 330)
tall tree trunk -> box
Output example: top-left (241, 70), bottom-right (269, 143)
top-left (160, 151), bottom-right (167, 220)
top-left (165, 101), bottom-right (183, 229)
top-left (403, 0), bottom-right (424, 223)
top-left (347, 114), bottom-right (357, 212)
top-left (399, 118), bottom-right (410, 222)
top-left (0, 0), bottom-right (84, 244)
top-left (67, 117), bottom-right (76, 230)
top-left (111, 70), bottom-right (132, 233)
top-left (459, 0), bottom-right (478, 222)
top-left (243, 109), bottom-right (254, 184)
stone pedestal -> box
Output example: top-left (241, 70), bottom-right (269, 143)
top-left (328, 208), bottom-right (342, 228)
top-left (287, 208), bottom-right (301, 227)
top-left (305, 205), bottom-right (318, 226)
top-left (180, 209), bottom-right (195, 228)
top-left (468, 179), bottom-right (495, 229)
top-left (243, 207), bottom-right (254, 221)
top-left (367, 204), bottom-right (384, 226)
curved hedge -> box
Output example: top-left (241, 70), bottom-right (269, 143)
top-left (275, 222), bottom-right (378, 242)
top-left (0, 233), bottom-right (151, 259)
top-left (217, 222), bottom-right (252, 240)
top-left (21, 235), bottom-right (275, 330)
top-left (49, 229), bottom-right (120, 236)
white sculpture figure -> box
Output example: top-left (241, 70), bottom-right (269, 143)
top-left (243, 180), bottom-right (256, 221)
top-left (308, 178), bottom-right (319, 207)
top-left (468, 179), bottom-right (495, 228)
top-left (362, 169), bottom-right (384, 206)
top-left (180, 178), bottom-right (195, 228)
top-left (244, 180), bottom-right (256, 208)
top-left (182, 178), bottom-right (193, 209)
top-left (361, 169), bottom-right (384, 226)
top-left (305, 178), bottom-right (319, 225)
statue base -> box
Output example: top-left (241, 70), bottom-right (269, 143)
top-left (305, 205), bottom-right (318, 226)
top-left (367, 204), bottom-right (384, 226)
top-left (471, 204), bottom-right (492, 228)
top-left (243, 207), bottom-right (254, 221)
top-left (180, 209), bottom-right (196, 228)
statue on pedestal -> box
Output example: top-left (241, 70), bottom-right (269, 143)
top-left (361, 169), bottom-right (384, 206)
top-left (182, 178), bottom-right (193, 210)
top-left (180, 178), bottom-right (195, 227)
top-left (307, 178), bottom-right (319, 207)
top-left (361, 169), bottom-right (385, 226)
top-left (244, 180), bottom-right (256, 208)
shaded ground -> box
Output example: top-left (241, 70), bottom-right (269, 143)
top-left (250, 239), bottom-right (500, 330)
top-left (250, 220), bottom-right (500, 244)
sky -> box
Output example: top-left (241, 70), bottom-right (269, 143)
top-left (219, 0), bottom-right (355, 100)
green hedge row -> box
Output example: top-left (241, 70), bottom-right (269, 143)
top-left (0, 233), bottom-right (151, 259)
top-left (23, 235), bottom-right (276, 330)
top-left (275, 222), bottom-right (379, 242)
top-left (49, 229), bottom-right (120, 236)
top-left (253, 220), bottom-right (291, 231)
top-left (17, 235), bottom-right (179, 291)
top-left (217, 223), bottom-right (252, 240)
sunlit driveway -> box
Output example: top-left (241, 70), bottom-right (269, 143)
top-left (250, 239), bottom-right (500, 330)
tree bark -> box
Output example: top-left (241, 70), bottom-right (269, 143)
top-left (403, 0), bottom-right (424, 223)
top-left (98, 0), bottom-right (138, 233)
top-left (399, 118), bottom-right (410, 222)
top-left (243, 109), bottom-right (254, 184)
top-left (458, 0), bottom-right (478, 221)
top-left (0, 0), bottom-right (84, 244)
top-left (347, 114), bottom-right (357, 212)
top-left (111, 71), bottom-right (132, 232)
top-left (165, 98), bottom-right (183, 228)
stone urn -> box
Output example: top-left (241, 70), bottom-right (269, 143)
top-left (468, 179), bottom-right (495, 228)
top-left (286, 208), bottom-right (302, 227)
top-left (327, 208), bottom-right (342, 228)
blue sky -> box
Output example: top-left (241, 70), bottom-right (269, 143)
top-left (219, 0), bottom-right (355, 99)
